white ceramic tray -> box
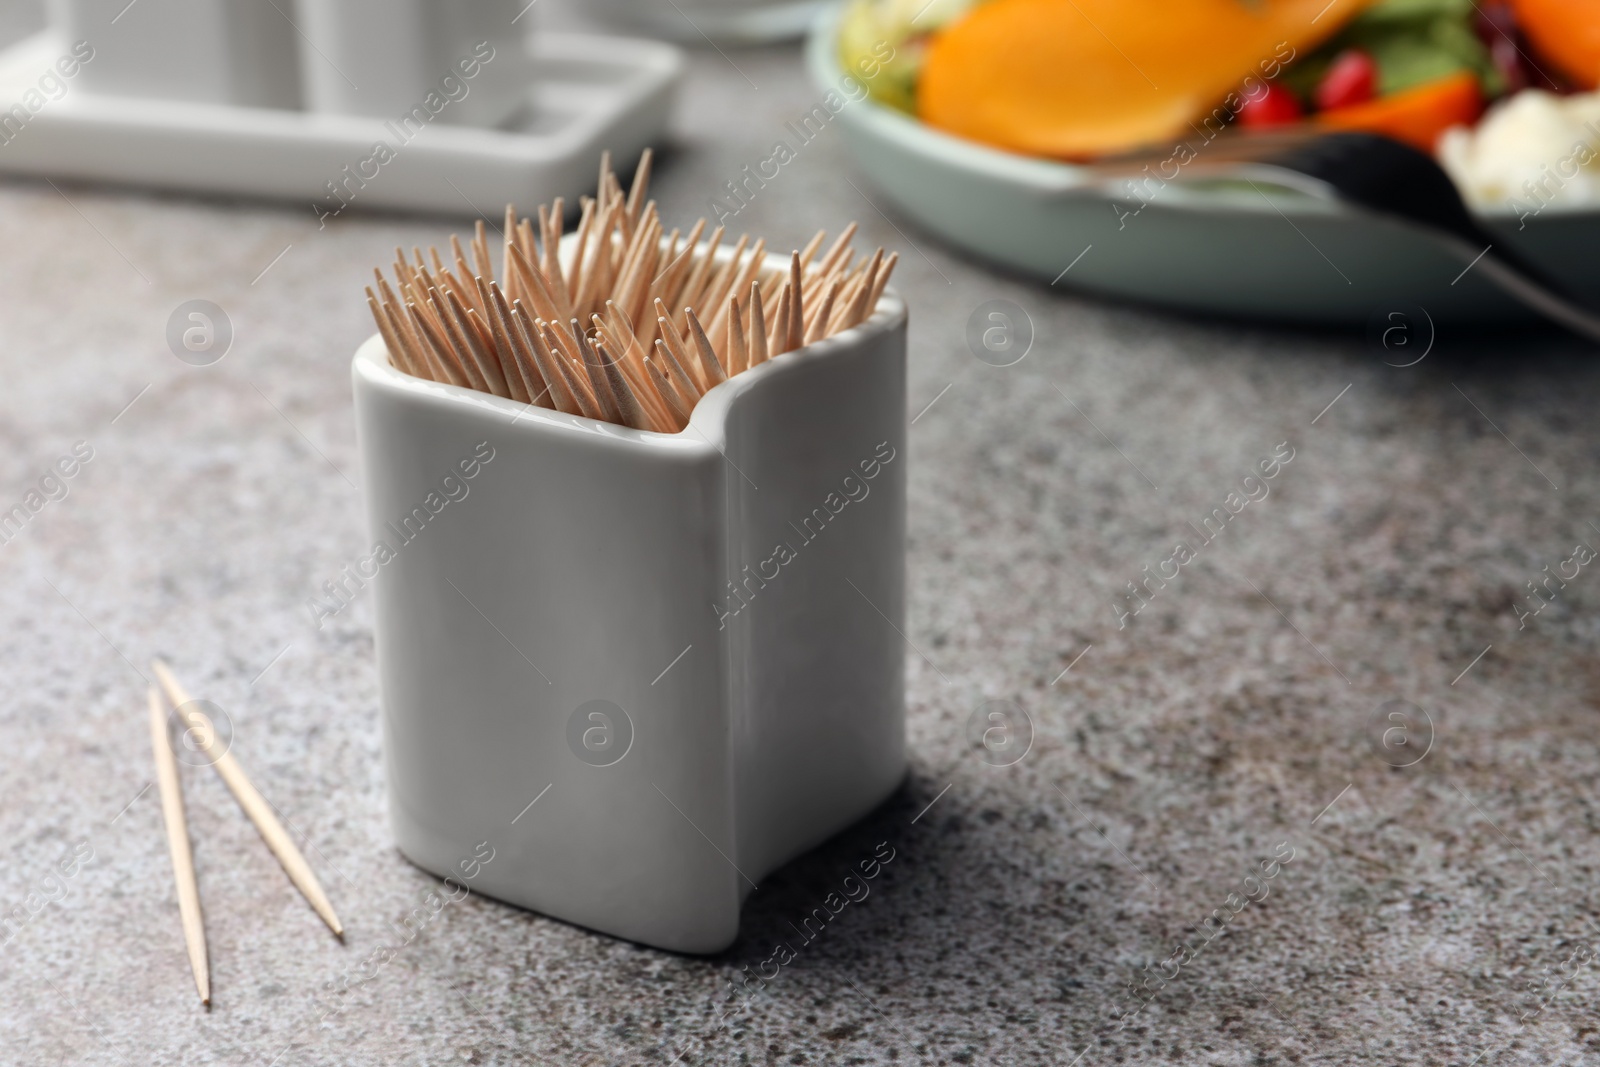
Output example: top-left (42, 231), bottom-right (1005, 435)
top-left (0, 30), bottom-right (681, 216)
top-left (807, 7), bottom-right (1600, 326)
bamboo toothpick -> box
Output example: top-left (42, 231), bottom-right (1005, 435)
top-left (685, 309), bottom-right (726, 386)
top-left (148, 685), bottom-right (209, 1006)
top-left (748, 280), bottom-right (769, 367)
top-left (150, 660), bottom-right (344, 938)
top-left (364, 152), bottom-right (896, 432)
top-left (726, 298), bottom-right (748, 376)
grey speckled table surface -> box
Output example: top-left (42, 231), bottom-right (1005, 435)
top-left (5, 2), bottom-right (1600, 1065)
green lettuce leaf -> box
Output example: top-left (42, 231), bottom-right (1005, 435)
top-left (1284, 0), bottom-right (1500, 102)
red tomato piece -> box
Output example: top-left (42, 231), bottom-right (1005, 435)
top-left (1239, 82), bottom-right (1304, 127)
top-left (1315, 49), bottom-right (1378, 111)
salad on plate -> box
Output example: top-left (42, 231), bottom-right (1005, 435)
top-left (838, 0), bottom-right (1600, 215)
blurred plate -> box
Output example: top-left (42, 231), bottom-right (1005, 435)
top-left (806, 6), bottom-right (1600, 326)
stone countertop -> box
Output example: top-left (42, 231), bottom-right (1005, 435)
top-left (4, 2), bottom-right (1600, 1065)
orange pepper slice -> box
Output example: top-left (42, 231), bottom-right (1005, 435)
top-left (1315, 71), bottom-right (1484, 152)
top-left (919, 0), bottom-right (1373, 158)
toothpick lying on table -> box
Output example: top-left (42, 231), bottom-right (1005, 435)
top-left (365, 149), bottom-right (898, 433)
top-left (148, 685), bottom-right (209, 1006)
top-left (151, 660), bottom-right (344, 938)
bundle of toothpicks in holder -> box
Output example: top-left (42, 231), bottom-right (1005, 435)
top-left (353, 150), bottom-right (910, 953)
top-left (366, 151), bottom-right (896, 432)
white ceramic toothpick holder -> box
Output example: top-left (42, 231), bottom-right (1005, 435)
top-left (292, 0), bottom-right (531, 128)
top-left (352, 258), bottom-right (908, 953)
top-left (50, 0), bottom-right (301, 107)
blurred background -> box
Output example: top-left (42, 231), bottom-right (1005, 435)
top-left (3, 1), bottom-right (1600, 1065)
